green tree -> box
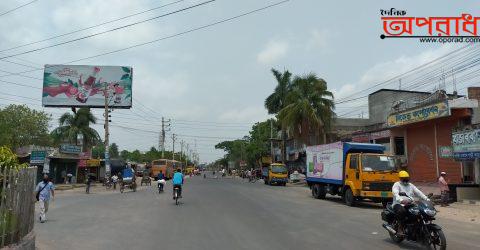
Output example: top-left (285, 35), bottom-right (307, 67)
top-left (265, 68), bottom-right (292, 163)
top-left (109, 143), bottom-right (119, 158)
top-left (0, 104), bottom-right (52, 149)
top-left (50, 108), bottom-right (101, 150)
top-left (92, 145), bottom-right (105, 159)
top-left (278, 73), bottom-right (335, 145)
top-left (120, 150), bottom-right (130, 160)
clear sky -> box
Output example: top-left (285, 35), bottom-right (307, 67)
top-left (0, 0), bottom-right (478, 162)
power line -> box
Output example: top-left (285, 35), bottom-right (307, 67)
top-left (335, 44), bottom-right (472, 104)
top-left (0, 0), bottom-right (186, 53)
top-left (0, 0), bottom-right (216, 60)
top-left (0, 0), bottom-right (38, 18)
top-left (0, 0), bottom-right (290, 80)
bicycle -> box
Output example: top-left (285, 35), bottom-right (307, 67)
top-left (105, 178), bottom-right (113, 190)
top-left (173, 186), bottom-right (181, 205)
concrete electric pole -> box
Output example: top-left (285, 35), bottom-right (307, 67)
top-left (104, 84), bottom-right (111, 178)
top-left (171, 133), bottom-right (177, 161)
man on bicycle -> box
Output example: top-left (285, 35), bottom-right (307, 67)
top-left (172, 168), bottom-right (184, 199)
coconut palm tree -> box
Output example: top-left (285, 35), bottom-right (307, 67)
top-left (278, 73), bottom-right (335, 145)
top-left (265, 68), bottom-right (292, 163)
top-left (51, 108), bottom-right (101, 150)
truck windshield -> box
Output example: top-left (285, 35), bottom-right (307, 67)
top-left (361, 155), bottom-right (395, 172)
top-left (271, 165), bottom-right (287, 174)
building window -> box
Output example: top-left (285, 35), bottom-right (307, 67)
top-left (394, 137), bottom-right (405, 155)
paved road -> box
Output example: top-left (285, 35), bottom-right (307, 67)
top-left (36, 175), bottom-right (480, 250)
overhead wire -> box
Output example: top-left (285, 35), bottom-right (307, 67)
top-left (0, 0), bottom-right (216, 60)
top-left (0, 0), bottom-right (186, 53)
top-left (0, 0), bottom-right (38, 18)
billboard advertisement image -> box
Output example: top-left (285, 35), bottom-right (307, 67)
top-left (42, 65), bottom-right (132, 108)
top-left (306, 142), bottom-right (343, 182)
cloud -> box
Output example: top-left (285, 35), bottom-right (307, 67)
top-left (257, 40), bottom-right (289, 64)
top-left (218, 106), bottom-right (269, 123)
top-left (306, 29), bottom-right (329, 50)
top-left (334, 44), bottom-right (456, 102)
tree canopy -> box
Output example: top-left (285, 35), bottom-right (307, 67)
top-left (0, 104), bottom-right (52, 150)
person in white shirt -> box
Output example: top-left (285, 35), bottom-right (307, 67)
top-left (111, 174), bottom-right (119, 190)
top-left (36, 174), bottom-right (55, 223)
top-left (392, 170), bottom-right (429, 235)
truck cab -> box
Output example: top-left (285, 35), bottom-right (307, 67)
top-left (263, 163), bottom-right (288, 186)
top-left (344, 153), bottom-right (399, 206)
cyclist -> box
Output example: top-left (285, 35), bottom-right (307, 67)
top-left (172, 168), bottom-right (184, 199)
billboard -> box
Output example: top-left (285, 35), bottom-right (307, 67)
top-left (306, 142), bottom-right (343, 182)
top-left (42, 65), bottom-right (132, 108)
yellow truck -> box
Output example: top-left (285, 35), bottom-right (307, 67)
top-left (262, 163), bottom-right (288, 186)
top-left (306, 142), bottom-right (399, 207)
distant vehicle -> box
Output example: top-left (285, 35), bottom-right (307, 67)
top-left (306, 142), bottom-right (399, 207)
top-left (262, 163), bottom-right (288, 186)
top-left (289, 171), bottom-right (306, 183)
top-left (151, 159), bottom-right (183, 180)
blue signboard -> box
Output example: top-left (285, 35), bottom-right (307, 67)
top-left (453, 151), bottom-right (480, 160)
top-left (60, 144), bottom-right (82, 154)
top-left (30, 151), bottom-right (46, 164)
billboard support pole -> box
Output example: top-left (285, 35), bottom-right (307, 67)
top-left (104, 83), bottom-right (111, 178)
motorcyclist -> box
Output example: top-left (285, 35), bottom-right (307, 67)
top-left (172, 168), bottom-right (184, 199)
top-left (392, 170), bottom-right (429, 235)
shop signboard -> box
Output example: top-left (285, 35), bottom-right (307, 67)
top-left (387, 101), bottom-right (450, 127)
top-left (352, 130), bottom-right (391, 143)
top-left (78, 159), bottom-right (87, 168)
top-left (452, 128), bottom-right (480, 159)
top-left (438, 146), bottom-right (453, 158)
top-left (42, 65), bottom-right (132, 108)
top-left (60, 144), bottom-right (82, 154)
top-left (87, 159), bottom-right (101, 167)
top-left (30, 150), bottom-right (46, 164)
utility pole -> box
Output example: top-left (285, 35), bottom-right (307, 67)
top-left (194, 139), bottom-right (197, 165)
top-left (161, 117), bottom-right (170, 158)
top-left (184, 143), bottom-right (188, 167)
top-left (270, 119), bottom-right (273, 162)
top-left (171, 133), bottom-right (176, 161)
top-left (180, 140), bottom-right (185, 162)
top-left (104, 84), bottom-right (111, 178)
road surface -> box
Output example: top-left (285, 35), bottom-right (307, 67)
top-left (35, 175), bottom-right (480, 250)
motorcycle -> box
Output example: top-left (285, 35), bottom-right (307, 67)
top-left (381, 192), bottom-right (446, 250)
top-left (158, 179), bottom-right (166, 193)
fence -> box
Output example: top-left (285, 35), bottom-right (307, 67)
top-left (0, 167), bottom-right (36, 248)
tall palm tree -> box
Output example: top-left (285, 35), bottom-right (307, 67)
top-left (51, 108), bottom-right (101, 150)
top-left (278, 73), bottom-right (335, 145)
top-left (265, 68), bottom-right (292, 163)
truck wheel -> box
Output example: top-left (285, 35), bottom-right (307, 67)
top-left (344, 188), bottom-right (356, 207)
top-left (312, 184), bottom-right (321, 199)
top-left (317, 185), bottom-right (327, 199)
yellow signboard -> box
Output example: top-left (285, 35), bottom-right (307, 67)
top-left (86, 159), bottom-right (100, 167)
top-left (387, 101), bottom-right (450, 127)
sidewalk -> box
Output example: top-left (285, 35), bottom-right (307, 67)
top-left (436, 202), bottom-right (480, 224)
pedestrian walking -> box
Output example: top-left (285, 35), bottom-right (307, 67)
top-left (438, 171), bottom-right (449, 207)
top-left (36, 174), bottom-right (55, 223)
